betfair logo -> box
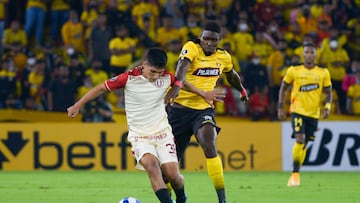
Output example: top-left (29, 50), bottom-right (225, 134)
top-left (0, 132), bottom-right (28, 169)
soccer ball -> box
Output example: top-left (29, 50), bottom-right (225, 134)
top-left (119, 197), bottom-right (141, 203)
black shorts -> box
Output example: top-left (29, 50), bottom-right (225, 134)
top-left (167, 104), bottom-right (220, 159)
top-left (290, 113), bottom-right (318, 142)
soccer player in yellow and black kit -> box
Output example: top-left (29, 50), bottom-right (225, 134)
top-left (165, 21), bottom-right (249, 203)
top-left (278, 42), bottom-right (333, 187)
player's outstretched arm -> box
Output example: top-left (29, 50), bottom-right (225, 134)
top-left (165, 58), bottom-right (191, 104)
top-left (225, 69), bottom-right (249, 102)
top-left (67, 84), bottom-right (107, 118)
top-left (183, 81), bottom-right (225, 108)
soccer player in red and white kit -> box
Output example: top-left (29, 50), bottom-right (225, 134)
top-left (67, 47), bottom-right (187, 203)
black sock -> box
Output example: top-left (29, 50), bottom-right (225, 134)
top-left (216, 189), bottom-right (226, 203)
top-left (174, 186), bottom-right (186, 203)
top-left (155, 188), bottom-right (172, 203)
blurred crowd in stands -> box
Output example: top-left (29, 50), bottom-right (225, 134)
top-left (0, 0), bottom-right (360, 122)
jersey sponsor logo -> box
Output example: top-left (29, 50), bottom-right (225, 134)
top-left (154, 79), bottom-right (164, 88)
top-left (299, 83), bottom-right (319, 92)
top-left (192, 68), bottom-right (220, 76)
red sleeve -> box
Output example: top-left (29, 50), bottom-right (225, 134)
top-left (104, 71), bottom-right (129, 91)
top-left (164, 70), bottom-right (177, 86)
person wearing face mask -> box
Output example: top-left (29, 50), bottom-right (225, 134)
top-left (318, 38), bottom-right (350, 114)
top-left (233, 20), bottom-right (254, 72)
top-left (346, 61), bottom-right (360, 115)
top-left (61, 10), bottom-right (86, 55)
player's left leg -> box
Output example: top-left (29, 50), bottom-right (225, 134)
top-left (196, 123), bottom-right (226, 203)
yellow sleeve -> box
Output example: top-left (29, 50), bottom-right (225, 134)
top-left (347, 86), bottom-right (354, 97)
top-left (109, 38), bottom-right (118, 50)
top-left (323, 68), bottom-right (332, 87)
top-left (2, 29), bottom-right (10, 44)
top-left (178, 41), bottom-right (198, 61)
top-left (61, 23), bottom-right (71, 45)
top-left (283, 66), bottom-right (294, 84)
top-left (20, 31), bottom-right (28, 46)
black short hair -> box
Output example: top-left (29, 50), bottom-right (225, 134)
top-left (145, 47), bottom-right (167, 68)
top-left (203, 21), bottom-right (221, 33)
top-left (303, 42), bottom-right (316, 49)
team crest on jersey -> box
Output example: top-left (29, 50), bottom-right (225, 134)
top-left (181, 49), bottom-right (188, 55)
top-left (109, 76), bottom-right (118, 82)
top-left (155, 79), bottom-right (164, 87)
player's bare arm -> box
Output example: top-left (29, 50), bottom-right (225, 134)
top-left (278, 81), bottom-right (290, 120)
top-left (164, 58), bottom-right (191, 104)
top-left (322, 86), bottom-right (333, 119)
top-left (225, 69), bottom-right (249, 102)
top-left (182, 81), bottom-right (225, 108)
top-left (67, 84), bottom-right (107, 118)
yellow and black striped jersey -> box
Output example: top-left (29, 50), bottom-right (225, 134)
top-left (174, 40), bottom-right (233, 110)
top-left (283, 64), bottom-right (332, 119)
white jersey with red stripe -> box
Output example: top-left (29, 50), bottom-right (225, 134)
top-left (104, 66), bottom-right (176, 136)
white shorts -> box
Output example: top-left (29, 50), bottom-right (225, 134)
top-left (128, 127), bottom-right (178, 170)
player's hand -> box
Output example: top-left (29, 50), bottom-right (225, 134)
top-left (240, 89), bottom-right (249, 103)
top-left (165, 85), bottom-right (180, 105)
top-left (277, 109), bottom-right (287, 120)
top-left (67, 105), bottom-right (80, 118)
top-left (321, 108), bottom-right (330, 119)
top-left (202, 89), bottom-right (226, 108)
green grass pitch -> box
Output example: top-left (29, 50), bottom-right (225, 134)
top-left (0, 171), bottom-right (359, 203)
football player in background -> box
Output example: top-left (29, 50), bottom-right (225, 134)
top-left (278, 42), bottom-right (333, 187)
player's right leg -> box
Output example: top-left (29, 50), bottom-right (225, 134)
top-left (141, 154), bottom-right (173, 203)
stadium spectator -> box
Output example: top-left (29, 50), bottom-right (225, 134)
top-left (24, 0), bottom-right (48, 47)
top-left (248, 86), bottom-right (271, 121)
top-left (346, 64), bottom-right (360, 115)
top-left (233, 19), bottom-right (254, 72)
top-left (3, 20), bottom-right (27, 54)
top-left (109, 24), bottom-right (137, 76)
top-left (178, 13), bottom-right (202, 43)
top-left (67, 47), bottom-right (187, 203)
top-left (85, 59), bottom-right (108, 86)
top-left (47, 64), bottom-right (76, 112)
top-left (50, 0), bottom-right (70, 44)
top-left (155, 14), bottom-right (182, 48)
top-left (0, 0), bottom-right (8, 56)
top-left (278, 42), bottom-right (332, 187)
top-left (318, 37), bottom-right (350, 114)
top-left (164, 21), bottom-right (248, 203)
top-left (61, 10), bottom-right (86, 55)
top-left (88, 13), bottom-right (112, 73)
top-left (81, 93), bottom-right (114, 122)
top-left (342, 60), bottom-right (360, 93)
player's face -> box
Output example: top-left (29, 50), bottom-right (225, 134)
top-left (142, 62), bottom-right (165, 82)
top-left (303, 46), bottom-right (316, 65)
top-left (200, 30), bottom-right (220, 54)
